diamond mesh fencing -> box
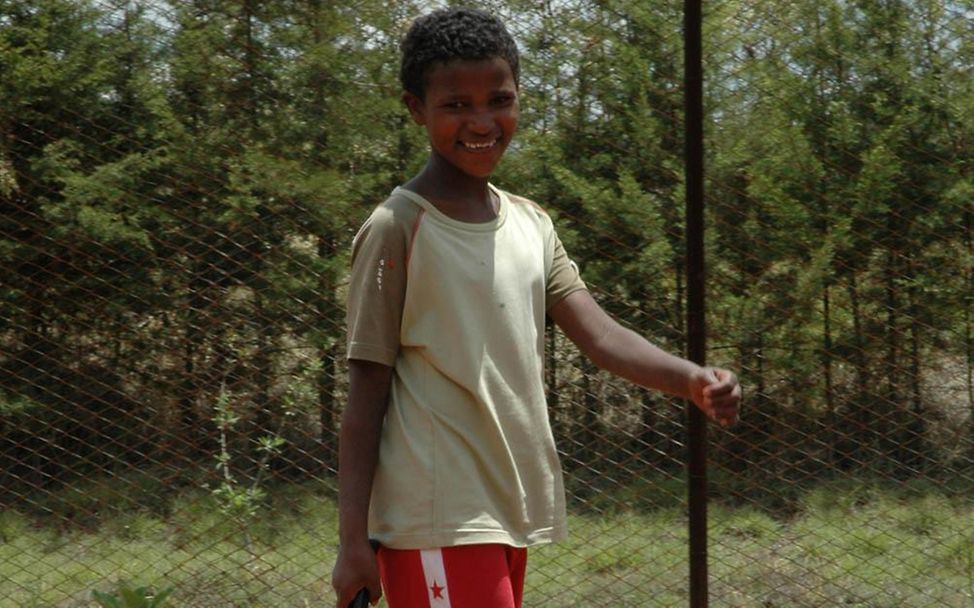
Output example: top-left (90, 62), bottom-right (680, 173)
top-left (1, 0), bottom-right (973, 607)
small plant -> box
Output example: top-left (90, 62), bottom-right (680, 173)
top-left (209, 363), bottom-right (316, 548)
top-left (91, 581), bottom-right (173, 608)
top-left (212, 385), bottom-right (265, 523)
top-left (0, 510), bottom-right (29, 543)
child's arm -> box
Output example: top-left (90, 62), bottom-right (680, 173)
top-left (332, 359), bottom-right (393, 608)
top-left (548, 289), bottom-right (740, 426)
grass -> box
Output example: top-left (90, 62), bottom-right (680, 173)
top-left (2, 475), bottom-right (974, 607)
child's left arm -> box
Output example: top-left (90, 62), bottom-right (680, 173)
top-left (549, 289), bottom-right (740, 426)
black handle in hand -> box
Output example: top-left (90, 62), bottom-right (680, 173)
top-left (348, 540), bottom-right (379, 608)
top-left (349, 588), bottom-right (370, 608)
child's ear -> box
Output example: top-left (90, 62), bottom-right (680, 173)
top-left (402, 92), bottom-right (427, 126)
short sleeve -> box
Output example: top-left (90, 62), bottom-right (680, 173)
top-left (545, 228), bottom-right (586, 310)
top-left (345, 198), bottom-right (418, 365)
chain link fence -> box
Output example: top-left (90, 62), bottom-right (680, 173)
top-left (2, 0), bottom-right (973, 606)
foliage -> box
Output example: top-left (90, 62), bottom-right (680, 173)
top-left (0, 2), bottom-right (972, 604)
top-left (0, 480), bottom-right (971, 606)
top-left (209, 361), bottom-right (319, 548)
top-left (92, 581), bottom-right (173, 608)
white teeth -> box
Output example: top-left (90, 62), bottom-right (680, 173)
top-left (463, 140), bottom-right (496, 149)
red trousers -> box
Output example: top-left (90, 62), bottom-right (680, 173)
top-left (377, 544), bottom-right (527, 608)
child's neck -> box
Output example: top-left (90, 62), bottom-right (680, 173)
top-left (405, 158), bottom-right (498, 223)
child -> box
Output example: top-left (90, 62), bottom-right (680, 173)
top-left (332, 8), bottom-right (741, 608)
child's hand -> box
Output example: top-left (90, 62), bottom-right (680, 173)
top-left (332, 539), bottom-right (381, 608)
top-left (689, 367), bottom-right (741, 427)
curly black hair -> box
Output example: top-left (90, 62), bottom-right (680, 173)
top-left (400, 7), bottom-right (520, 99)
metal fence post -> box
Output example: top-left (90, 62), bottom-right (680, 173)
top-left (684, 1), bottom-right (708, 607)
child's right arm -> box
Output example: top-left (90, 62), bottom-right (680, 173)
top-left (331, 358), bottom-right (393, 608)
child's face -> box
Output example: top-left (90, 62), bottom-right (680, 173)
top-left (404, 57), bottom-right (519, 180)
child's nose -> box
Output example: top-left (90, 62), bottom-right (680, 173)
top-left (467, 110), bottom-right (494, 133)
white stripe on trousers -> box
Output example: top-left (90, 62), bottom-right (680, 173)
top-left (420, 548), bottom-right (453, 608)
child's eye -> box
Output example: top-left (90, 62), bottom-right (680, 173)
top-left (443, 101), bottom-right (466, 109)
top-left (492, 95), bottom-right (515, 107)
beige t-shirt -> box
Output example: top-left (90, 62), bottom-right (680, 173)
top-left (346, 185), bottom-right (586, 549)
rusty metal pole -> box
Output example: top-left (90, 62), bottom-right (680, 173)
top-left (684, 0), bottom-right (709, 606)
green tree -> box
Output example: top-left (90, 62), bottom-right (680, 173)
top-left (707, 0), bottom-right (974, 473)
top-left (0, 0), bottom-right (171, 482)
top-left (496, 0), bottom-right (690, 470)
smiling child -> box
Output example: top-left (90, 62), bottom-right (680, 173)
top-left (331, 8), bottom-right (740, 608)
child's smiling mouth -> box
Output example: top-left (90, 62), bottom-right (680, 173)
top-left (461, 138), bottom-right (499, 151)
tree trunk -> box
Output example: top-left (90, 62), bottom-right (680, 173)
top-left (845, 274), bottom-right (871, 469)
top-left (906, 270), bottom-right (925, 472)
top-left (822, 283), bottom-right (835, 415)
top-left (317, 235), bottom-right (338, 472)
top-left (966, 203), bottom-right (973, 423)
top-left (545, 318), bottom-right (563, 445)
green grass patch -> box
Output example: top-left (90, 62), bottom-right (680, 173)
top-left (2, 475), bottom-right (974, 606)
